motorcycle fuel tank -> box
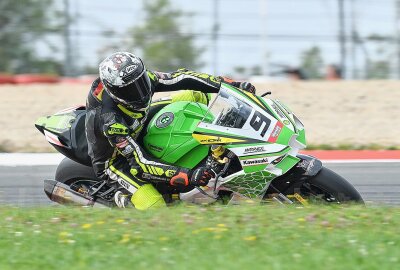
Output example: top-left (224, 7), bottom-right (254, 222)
top-left (143, 101), bottom-right (212, 169)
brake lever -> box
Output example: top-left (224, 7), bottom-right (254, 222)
top-left (195, 159), bottom-right (231, 200)
top-left (214, 161), bottom-right (230, 192)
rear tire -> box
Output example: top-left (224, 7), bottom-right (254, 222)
top-left (54, 158), bottom-right (115, 205)
top-left (55, 157), bottom-right (100, 184)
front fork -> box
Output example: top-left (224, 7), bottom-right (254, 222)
top-left (264, 154), bottom-right (323, 203)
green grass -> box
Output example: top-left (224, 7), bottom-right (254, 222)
top-left (0, 205), bottom-right (399, 270)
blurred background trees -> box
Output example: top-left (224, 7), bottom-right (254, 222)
top-left (0, 0), bottom-right (399, 80)
top-left (0, 0), bottom-right (64, 74)
top-left (300, 46), bottom-right (324, 80)
top-left (127, 0), bottom-right (202, 71)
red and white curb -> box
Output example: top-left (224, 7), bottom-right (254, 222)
top-left (0, 151), bottom-right (399, 166)
top-left (301, 150), bottom-right (400, 163)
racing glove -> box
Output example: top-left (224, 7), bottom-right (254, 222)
top-left (170, 167), bottom-right (215, 187)
top-left (220, 76), bottom-right (256, 94)
top-left (190, 167), bottom-right (215, 186)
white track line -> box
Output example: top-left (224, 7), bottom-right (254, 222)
top-left (0, 153), bottom-right (399, 166)
top-left (0, 153), bottom-right (64, 166)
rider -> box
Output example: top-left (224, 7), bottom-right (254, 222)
top-left (85, 52), bottom-right (256, 210)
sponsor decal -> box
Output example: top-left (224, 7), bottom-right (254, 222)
top-left (272, 125), bottom-right (282, 137)
top-left (296, 158), bottom-right (321, 176)
top-left (125, 64), bottom-right (138, 74)
top-left (271, 155), bottom-right (285, 165)
top-left (155, 112), bottom-right (174, 128)
top-left (244, 146), bottom-right (265, 154)
top-left (142, 173), bottom-right (169, 182)
top-left (193, 133), bottom-right (246, 144)
top-left (107, 123), bottom-right (129, 135)
top-left (119, 179), bottom-right (131, 190)
top-left (297, 159), bottom-right (309, 170)
top-left (242, 157), bottom-right (269, 166)
top-left (268, 122), bottom-right (283, 143)
top-left (117, 179), bottom-right (136, 194)
top-left (109, 127), bottom-right (127, 135)
top-left (283, 120), bottom-right (290, 125)
top-left (271, 104), bottom-right (286, 119)
top-left (201, 137), bottom-right (222, 143)
top-left (165, 169), bottom-right (176, 178)
top-left (121, 145), bottom-right (133, 156)
top-left (148, 144), bottom-right (164, 152)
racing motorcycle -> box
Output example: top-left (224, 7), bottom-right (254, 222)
top-left (35, 83), bottom-right (363, 208)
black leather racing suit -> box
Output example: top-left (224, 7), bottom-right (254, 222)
top-left (85, 69), bottom-right (246, 196)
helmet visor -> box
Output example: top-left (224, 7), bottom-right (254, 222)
top-left (107, 70), bottom-right (152, 109)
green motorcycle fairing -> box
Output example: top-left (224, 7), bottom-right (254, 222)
top-left (143, 101), bottom-right (213, 169)
top-left (144, 84), bottom-right (306, 183)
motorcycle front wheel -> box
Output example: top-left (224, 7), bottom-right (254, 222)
top-left (266, 167), bottom-right (364, 204)
top-left (300, 167), bottom-right (363, 203)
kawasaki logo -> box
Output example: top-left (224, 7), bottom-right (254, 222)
top-left (155, 112), bottom-right (174, 128)
top-left (243, 158), bottom-right (268, 166)
top-left (148, 144), bottom-right (163, 152)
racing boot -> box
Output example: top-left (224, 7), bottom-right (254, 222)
top-left (114, 191), bottom-right (132, 208)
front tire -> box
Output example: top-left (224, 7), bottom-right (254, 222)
top-left (300, 167), bottom-right (363, 203)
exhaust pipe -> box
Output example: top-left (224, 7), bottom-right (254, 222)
top-left (44, 180), bottom-right (110, 208)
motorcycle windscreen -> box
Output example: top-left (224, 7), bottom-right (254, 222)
top-left (193, 87), bottom-right (277, 145)
top-left (202, 88), bottom-right (252, 129)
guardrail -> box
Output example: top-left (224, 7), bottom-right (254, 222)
top-left (0, 74), bottom-right (97, 84)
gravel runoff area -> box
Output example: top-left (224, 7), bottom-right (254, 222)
top-left (1, 80), bottom-right (399, 152)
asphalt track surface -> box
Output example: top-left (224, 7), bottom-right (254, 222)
top-left (0, 161), bottom-right (399, 206)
